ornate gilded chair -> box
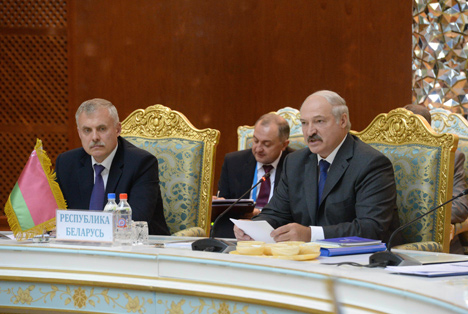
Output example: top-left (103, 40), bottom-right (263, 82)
top-left (431, 108), bottom-right (468, 185)
top-left (431, 108), bottom-right (468, 252)
top-left (237, 107), bottom-right (306, 150)
top-left (121, 105), bottom-right (220, 237)
top-left (351, 108), bottom-right (458, 253)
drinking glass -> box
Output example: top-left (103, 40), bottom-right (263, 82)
top-left (132, 221), bottom-right (149, 245)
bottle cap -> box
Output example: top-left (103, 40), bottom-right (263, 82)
top-left (119, 193), bottom-right (128, 200)
top-left (107, 193), bottom-right (116, 199)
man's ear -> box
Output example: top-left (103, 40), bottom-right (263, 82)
top-left (116, 122), bottom-right (122, 136)
top-left (340, 113), bottom-right (348, 129)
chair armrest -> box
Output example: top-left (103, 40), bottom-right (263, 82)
top-left (172, 227), bottom-right (206, 237)
top-left (392, 241), bottom-right (442, 252)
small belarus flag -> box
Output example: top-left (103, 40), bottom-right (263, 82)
top-left (4, 139), bottom-right (66, 240)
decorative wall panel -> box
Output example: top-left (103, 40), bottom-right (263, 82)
top-left (413, 0), bottom-right (468, 113)
top-left (69, 1), bottom-right (412, 198)
top-left (0, 0), bottom-right (68, 220)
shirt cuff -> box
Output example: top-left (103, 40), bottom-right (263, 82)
top-left (310, 226), bottom-right (324, 242)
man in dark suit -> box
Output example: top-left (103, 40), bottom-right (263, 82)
top-left (218, 113), bottom-right (293, 206)
top-left (234, 90), bottom-right (400, 243)
top-left (214, 113), bottom-right (293, 237)
top-left (55, 98), bottom-right (170, 235)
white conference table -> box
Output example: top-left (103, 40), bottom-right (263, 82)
top-left (1, 235), bottom-right (468, 314)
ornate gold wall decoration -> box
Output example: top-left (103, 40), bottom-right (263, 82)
top-left (1, 283), bottom-right (154, 312)
top-left (0, 282), bottom-right (284, 313)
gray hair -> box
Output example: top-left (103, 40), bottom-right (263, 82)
top-left (306, 90), bottom-right (351, 131)
top-left (255, 113), bottom-right (290, 142)
top-left (75, 98), bottom-right (120, 126)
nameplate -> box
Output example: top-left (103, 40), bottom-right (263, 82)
top-left (56, 209), bottom-right (114, 243)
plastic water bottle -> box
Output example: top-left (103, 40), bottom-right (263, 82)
top-left (116, 193), bottom-right (132, 246)
top-left (103, 193), bottom-right (118, 244)
top-left (103, 193), bottom-right (117, 212)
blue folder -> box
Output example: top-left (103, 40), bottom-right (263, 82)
top-left (320, 243), bottom-right (387, 257)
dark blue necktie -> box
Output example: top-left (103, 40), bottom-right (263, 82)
top-left (89, 164), bottom-right (105, 210)
top-left (318, 160), bottom-right (330, 205)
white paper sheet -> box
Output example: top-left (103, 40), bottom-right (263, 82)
top-left (386, 261), bottom-right (468, 277)
top-left (230, 219), bottom-right (275, 243)
top-left (162, 240), bottom-right (194, 249)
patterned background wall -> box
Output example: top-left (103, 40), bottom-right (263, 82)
top-left (413, 0), bottom-right (468, 113)
top-left (0, 0), bottom-right (68, 218)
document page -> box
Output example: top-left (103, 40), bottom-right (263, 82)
top-left (386, 261), bottom-right (468, 277)
top-left (230, 219), bottom-right (275, 243)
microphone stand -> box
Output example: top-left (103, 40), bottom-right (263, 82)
top-left (192, 172), bottom-right (271, 253)
top-left (369, 189), bottom-right (468, 266)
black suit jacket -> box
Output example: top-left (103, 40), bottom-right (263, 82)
top-left (55, 137), bottom-right (170, 235)
top-left (255, 134), bottom-right (400, 243)
top-left (217, 147), bottom-right (294, 199)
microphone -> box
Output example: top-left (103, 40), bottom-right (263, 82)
top-left (192, 172), bottom-right (271, 253)
top-left (369, 188), bottom-right (468, 267)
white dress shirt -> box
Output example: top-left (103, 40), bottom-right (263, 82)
top-left (250, 153), bottom-right (282, 208)
top-left (91, 143), bottom-right (118, 189)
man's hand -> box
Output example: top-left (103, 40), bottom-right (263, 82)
top-left (234, 224), bottom-right (254, 241)
top-left (242, 208), bottom-right (261, 219)
top-left (270, 223), bottom-right (311, 242)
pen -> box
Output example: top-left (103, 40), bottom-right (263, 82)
top-left (217, 190), bottom-right (220, 198)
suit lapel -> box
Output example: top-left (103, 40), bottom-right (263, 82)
top-left (78, 154), bottom-right (94, 209)
top-left (275, 149), bottom-right (288, 188)
top-left (106, 139), bottom-right (124, 194)
top-left (320, 134), bottom-right (353, 205)
top-left (240, 151), bottom-right (256, 191)
top-left (304, 153), bottom-right (319, 225)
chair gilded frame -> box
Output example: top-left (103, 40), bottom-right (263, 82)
top-left (121, 105), bottom-right (220, 236)
top-left (352, 108), bottom-right (457, 253)
top-left (430, 108), bottom-right (468, 252)
top-left (237, 107), bottom-right (306, 151)
top-left (431, 108), bottom-right (468, 137)
top-left (431, 108), bottom-right (468, 185)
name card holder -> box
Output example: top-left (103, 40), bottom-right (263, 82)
top-left (56, 209), bottom-right (114, 243)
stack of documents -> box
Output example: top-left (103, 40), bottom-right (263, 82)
top-left (314, 236), bottom-right (386, 256)
top-left (386, 261), bottom-right (468, 277)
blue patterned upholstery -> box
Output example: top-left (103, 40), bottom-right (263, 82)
top-left (431, 108), bottom-right (468, 253)
top-left (369, 143), bottom-right (445, 247)
top-left (237, 107), bottom-right (306, 151)
top-left (431, 108), bottom-right (468, 137)
top-left (431, 108), bottom-right (468, 185)
top-left (394, 241), bottom-right (442, 252)
top-left (352, 108), bottom-right (457, 253)
top-left (121, 105), bottom-right (220, 236)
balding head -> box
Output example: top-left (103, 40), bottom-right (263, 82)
top-left (252, 113), bottom-right (290, 164)
top-left (404, 104), bottom-right (432, 124)
top-left (255, 113), bottom-right (290, 142)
